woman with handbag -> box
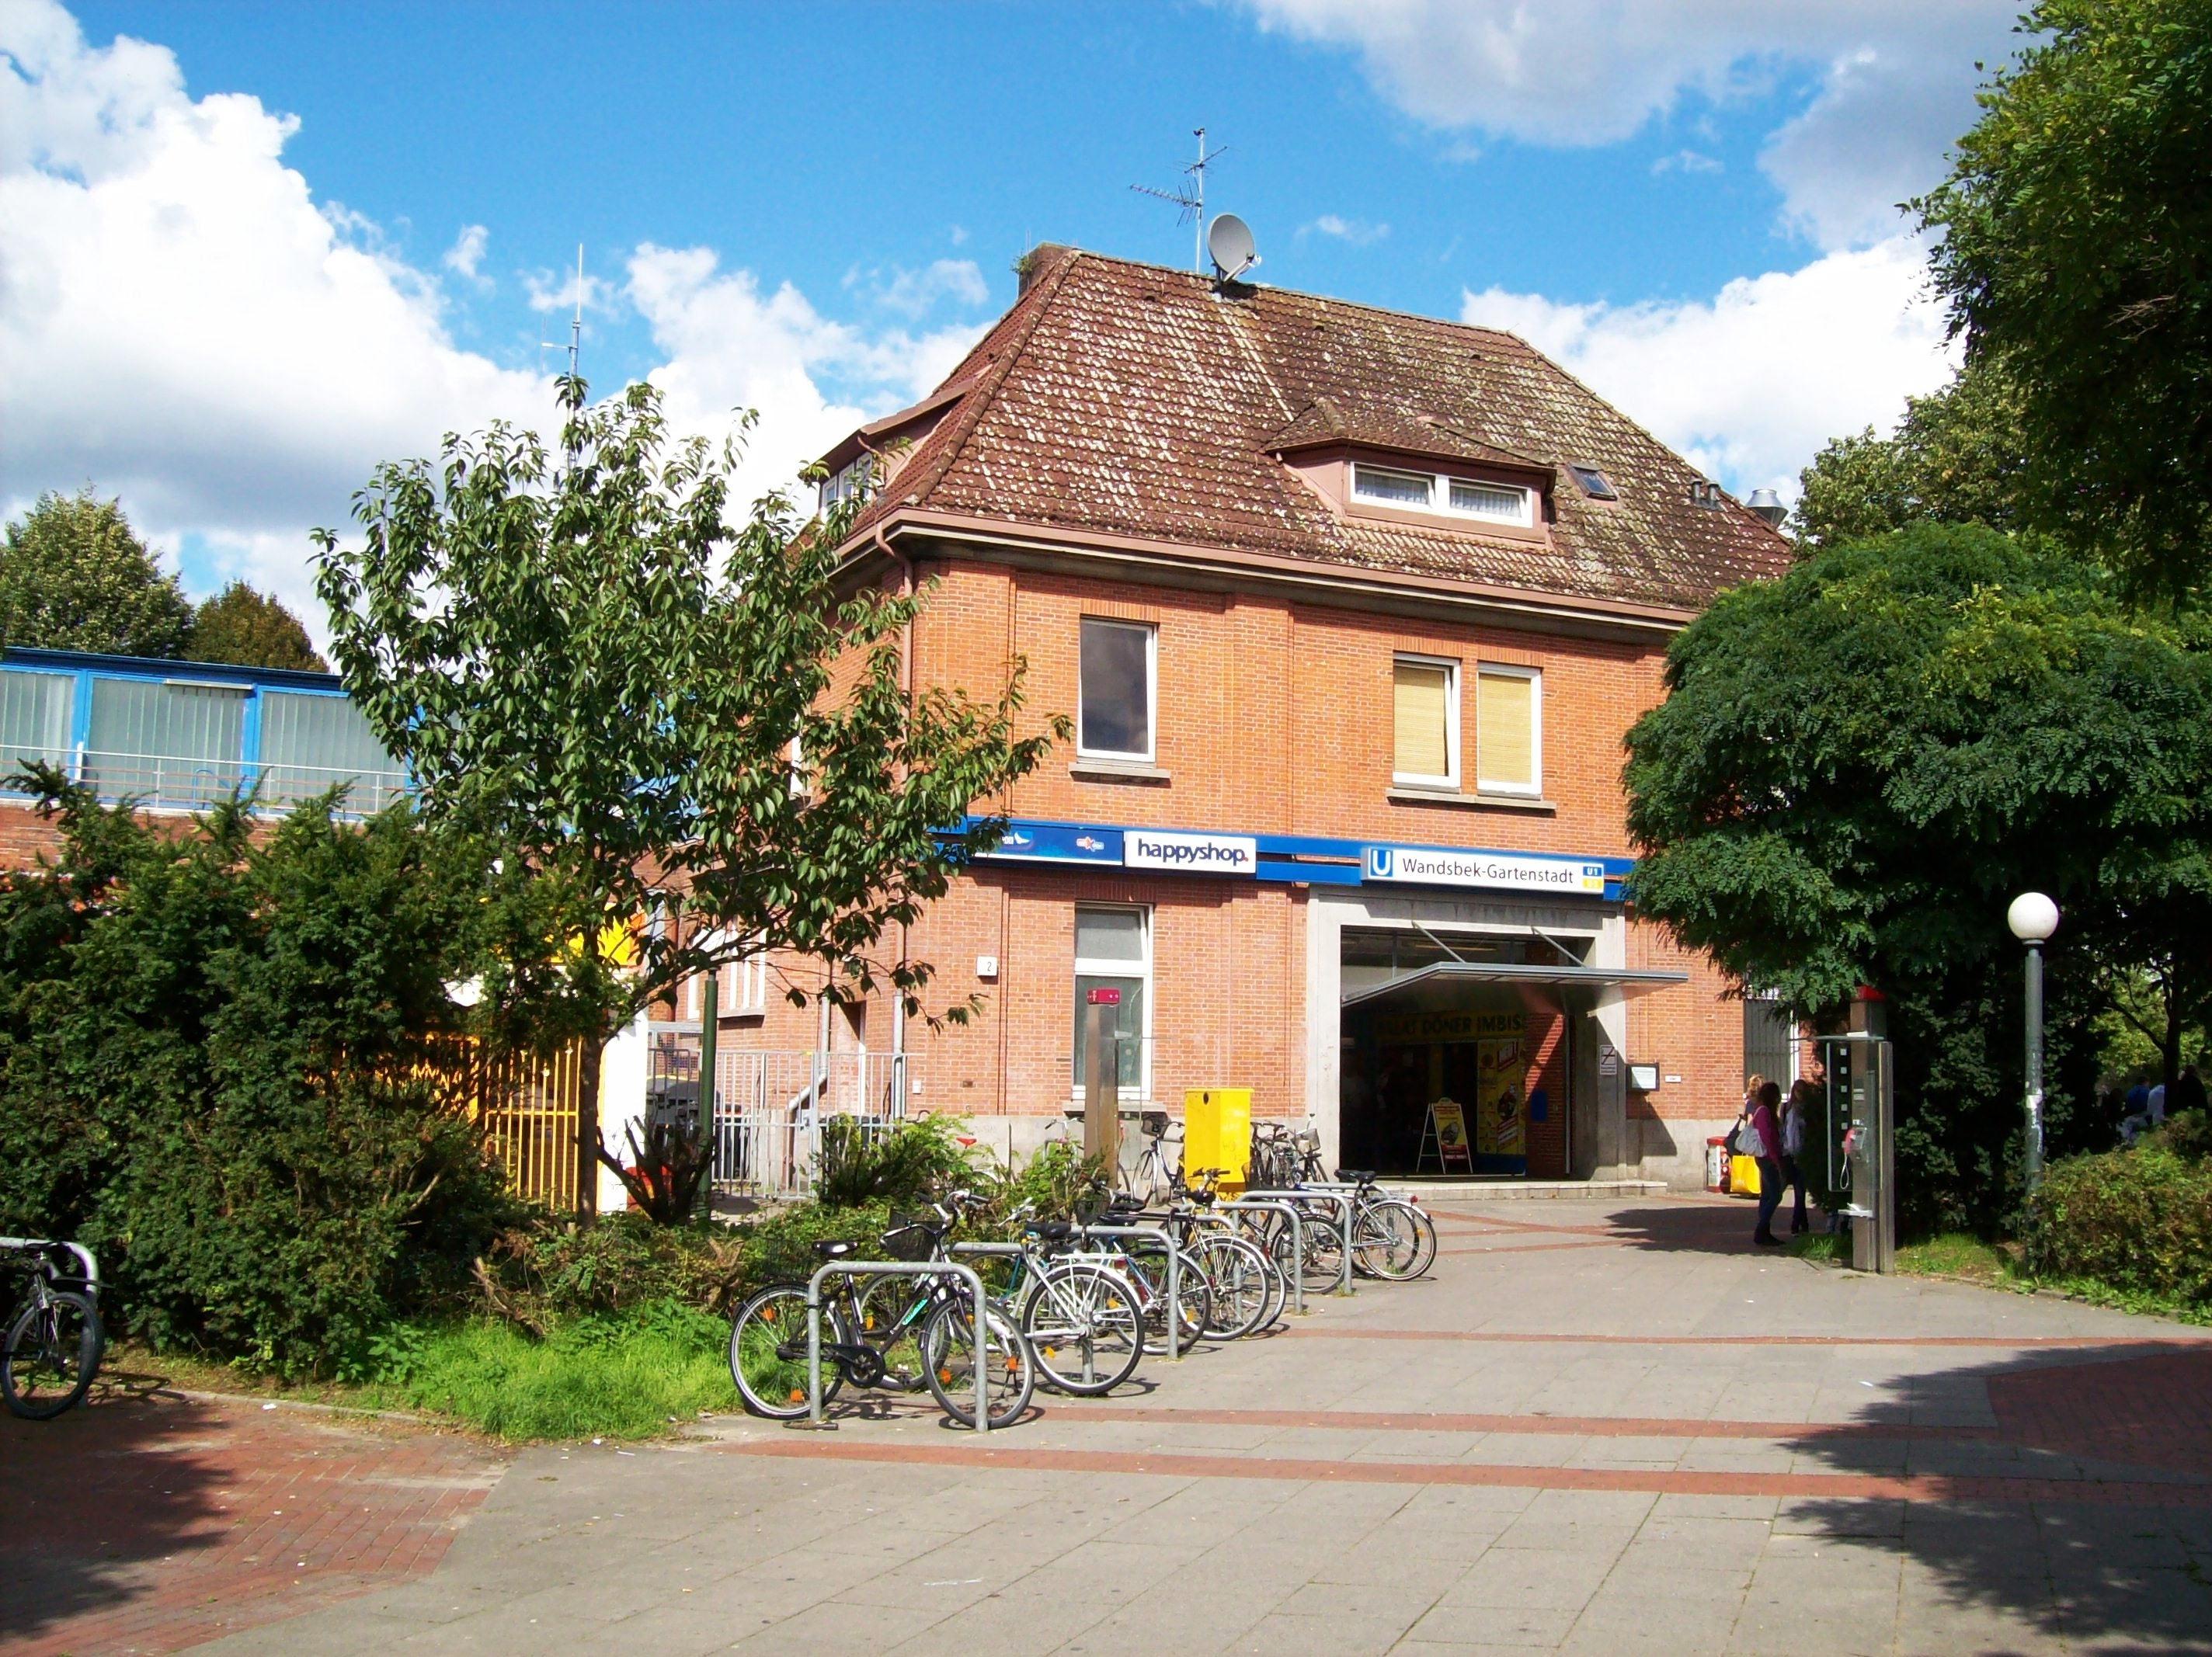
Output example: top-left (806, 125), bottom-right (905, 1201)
top-left (1742, 1079), bottom-right (1786, 1246)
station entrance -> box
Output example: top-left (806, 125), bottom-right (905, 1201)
top-left (1338, 929), bottom-right (1578, 1177)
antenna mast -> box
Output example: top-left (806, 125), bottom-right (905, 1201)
top-left (568, 244), bottom-right (583, 381)
top-left (1131, 127), bottom-right (1228, 273)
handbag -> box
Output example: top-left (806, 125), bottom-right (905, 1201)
top-left (1737, 1118), bottom-right (1767, 1159)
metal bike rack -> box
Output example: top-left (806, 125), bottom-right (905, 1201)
top-left (1071, 1224), bottom-right (1187, 1360)
top-left (802, 1259), bottom-right (993, 1436)
top-left (1219, 1197), bottom-right (1307, 1317)
top-left (1244, 1189), bottom-right (1355, 1295)
top-left (0, 1238), bottom-right (99, 1291)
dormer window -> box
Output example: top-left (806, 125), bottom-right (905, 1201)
top-left (819, 455), bottom-right (874, 511)
top-left (1351, 464), bottom-right (1532, 528)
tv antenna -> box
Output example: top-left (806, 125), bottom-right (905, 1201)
top-left (1132, 128), bottom-right (1227, 273)
top-left (540, 243), bottom-right (584, 380)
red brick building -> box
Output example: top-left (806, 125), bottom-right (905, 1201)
top-left (687, 245), bottom-right (1793, 1189)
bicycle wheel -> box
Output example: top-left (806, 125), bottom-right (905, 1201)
top-left (1351, 1199), bottom-right (1415, 1279)
top-left (2, 1291), bottom-right (103, 1420)
top-left (1022, 1263), bottom-right (1143, 1395)
top-left (921, 1298), bottom-right (1033, 1429)
top-left (1297, 1208), bottom-right (1347, 1289)
top-left (1191, 1233), bottom-right (1271, 1339)
top-left (853, 1273), bottom-right (933, 1391)
top-left (729, 1284), bottom-right (845, 1420)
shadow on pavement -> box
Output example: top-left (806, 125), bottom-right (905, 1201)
top-left (0, 1377), bottom-right (232, 1645)
top-left (1783, 1343), bottom-right (2212, 1652)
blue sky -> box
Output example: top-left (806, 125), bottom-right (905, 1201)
top-left (69, 1), bottom-right (1837, 384)
top-left (6, 0), bottom-right (2020, 623)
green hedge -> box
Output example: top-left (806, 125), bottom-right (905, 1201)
top-left (0, 783), bottom-right (517, 1375)
top-left (2025, 1121), bottom-right (2212, 1309)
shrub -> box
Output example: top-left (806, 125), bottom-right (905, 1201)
top-left (472, 1212), bottom-right (747, 1332)
top-left (2025, 1145), bottom-right (2212, 1308)
top-left (813, 1113), bottom-right (981, 1208)
top-left (0, 782), bottom-right (518, 1375)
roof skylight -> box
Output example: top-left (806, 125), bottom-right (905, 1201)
top-left (1568, 464), bottom-right (1617, 500)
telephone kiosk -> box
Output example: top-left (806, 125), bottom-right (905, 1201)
top-left (1820, 993), bottom-right (1895, 1274)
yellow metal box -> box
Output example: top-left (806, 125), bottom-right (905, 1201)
top-left (1183, 1088), bottom-right (1252, 1196)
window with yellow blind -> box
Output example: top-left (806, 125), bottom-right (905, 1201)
top-left (1391, 655), bottom-right (1459, 787)
top-left (1475, 665), bottom-right (1541, 795)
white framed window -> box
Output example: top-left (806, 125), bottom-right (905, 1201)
top-left (1351, 463), bottom-right (1533, 528)
top-left (1073, 905), bottom-right (1150, 1098)
top-left (1077, 617), bottom-right (1156, 762)
top-left (1391, 654), bottom-right (1459, 788)
top-left (1475, 665), bottom-right (1542, 796)
top-left (690, 936), bottom-right (767, 1017)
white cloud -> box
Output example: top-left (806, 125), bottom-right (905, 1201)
top-left (0, 1), bottom-right (546, 631)
top-left (865, 258), bottom-right (989, 321)
top-left (0, 0), bottom-right (989, 641)
top-left (443, 222), bottom-right (489, 284)
top-left (1651, 148), bottom-right (1722, 176)
top-left (630, 245), bottom-right (984, 506)
top-left (1462, 236), bottom-right (1956, 499)
top-left (1302, 214), bottom-right (1390, 245)
top-left (1235, 0), bottom-right (2020, 250)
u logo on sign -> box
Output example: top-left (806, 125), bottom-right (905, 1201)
top-left (1367, 847), bottom-right (1394, 878)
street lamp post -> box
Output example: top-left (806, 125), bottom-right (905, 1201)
top-left (2007, 892), bottom-right (2061, 1195)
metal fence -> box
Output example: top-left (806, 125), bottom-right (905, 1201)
top-left (9, 743), bottom-right (409, 816)
top-left (646, 1030), bottom-right (906, 1200)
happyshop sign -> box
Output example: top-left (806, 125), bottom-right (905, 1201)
top-left (1123, 829), bottom-right (1258, 875)
top-left (1364, 844), bottom-right (1607, 895)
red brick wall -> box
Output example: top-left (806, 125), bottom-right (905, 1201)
top-left (714, 556), bottom-right (1746, 1159)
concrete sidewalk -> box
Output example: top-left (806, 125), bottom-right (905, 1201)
top-left (16, 1196), bottom-right (2212, 1655)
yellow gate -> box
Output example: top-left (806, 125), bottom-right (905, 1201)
top-left (450, 1041), bottom-right (589, 1210)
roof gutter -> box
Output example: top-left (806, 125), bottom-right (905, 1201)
top-left (842, 507), bottom-right (1698, 638)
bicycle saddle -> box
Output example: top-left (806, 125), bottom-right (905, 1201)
top-left (812, 1239), bottom-right (857, 1258)
top-left (1334, 1168), bottom-right (1376, 1183)
top-left (1025, 1220), bottom-right (1076, 1242)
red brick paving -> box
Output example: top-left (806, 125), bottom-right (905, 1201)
top-left (1990, 1348), bottom-right (2212, 1482)
top-left (718, 1434), bottom-right (2212, 1506)
top-left (0, 1391), bottom-right (505, 1657)
top-left (1057, 1403), bottom-right (2002, 1442)
top-left (1283, 1326), bottom-right (2206, 1348)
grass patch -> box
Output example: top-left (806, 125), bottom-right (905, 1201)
top-left (356, 1302), bottom-right (738, 1440)
top-left (99, 1300), bottom-right (742, 1441)
top-left (1897, 1233), bottom-right (2012, 1283)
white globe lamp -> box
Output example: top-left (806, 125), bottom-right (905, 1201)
top-left (2007, 892), bottom-right (2059, 946)
top-left (2009, 892), bottom-right (2059, 1193)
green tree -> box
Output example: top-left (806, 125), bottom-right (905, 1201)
top-left (1623, 523), bottom-right (2212, 1228)
top-left (1918, 0), bottom-right (2212, 599)
top-left (1791, 361), bottom-right (2031, 550)
top-left (0, 489), bottom-right (193, 658)
top-left (186, 581), bottom-right (328, 672)
top-left (314, 377), bottom-right (1063, 1217)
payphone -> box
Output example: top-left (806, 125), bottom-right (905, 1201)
top-left (1820, 1030), bottom-right (1895, 1273)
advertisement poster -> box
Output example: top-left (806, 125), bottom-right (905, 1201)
top-left (1425, 1099), bottom-right (1472, 1170)
top-left (1476, 1039), bottom-right (1525, 1156)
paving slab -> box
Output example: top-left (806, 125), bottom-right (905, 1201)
top-left (16, 1194), bottom-right (2212, 1655)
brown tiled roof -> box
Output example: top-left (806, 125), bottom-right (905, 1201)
top-left (840, 246), bottom-right (1789, 613)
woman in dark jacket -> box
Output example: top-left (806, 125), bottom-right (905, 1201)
top-left (1747, 1079), bottom-right (1786, 1246)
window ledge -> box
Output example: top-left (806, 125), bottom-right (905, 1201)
top-left (1070, 759), bottom-right (1171, 784)
top-left (1386, 785), bottom-right (1556, 814)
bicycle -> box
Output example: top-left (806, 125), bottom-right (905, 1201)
top-left (727, 1201), bottom-right (1034, 1429)
top-left (1124, 1110), bottom-right (1182, 1204)
top-left (996, 1219), bottom-right (1147, 1396)
top-left (2, 1237), bottom-right (104, 1420)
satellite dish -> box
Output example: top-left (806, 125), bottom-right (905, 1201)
top-left (1207, 214), bottom-right (1259, 283)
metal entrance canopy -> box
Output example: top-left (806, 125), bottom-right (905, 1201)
top-left (1341, 961), bottom-right (1689, 1009)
